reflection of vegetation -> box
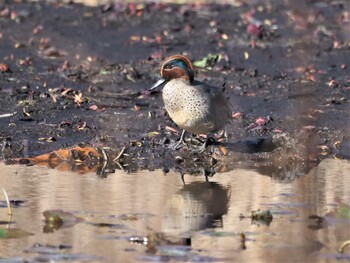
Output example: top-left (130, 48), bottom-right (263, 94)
top-left (145, 230), bottom-right (191, 254)
top-left (339, 240), bottom-right (350, 253)
top-left (240, 209), bottom-right (273, 226)
top-left (338, 207), bottom-right (350, 220)
top-left (251, 210), bottom-right (273, 226)
top-left (308, 215), bottom-right (325, 230)
top-left (99, 68), bottom-right (111, 75)
top-left (326, 198), bottom-right (350, 220)
top-left (43, 210), bottom-right (83, 233)
top-left (240, 233), bottom-right (246, 250)
top-left (1, 188), bottom-right (12, 216)
top-left (0, 227), bottom-right (32, 239)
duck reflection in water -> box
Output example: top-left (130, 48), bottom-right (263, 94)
top-left (162, 181), bottom-right (230, 235)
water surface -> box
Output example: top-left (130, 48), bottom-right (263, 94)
top-left (0, 159), bottom-right (349, 262)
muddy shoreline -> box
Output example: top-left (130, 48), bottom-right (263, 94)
top-left (0, 0), bottom-right (349, 179)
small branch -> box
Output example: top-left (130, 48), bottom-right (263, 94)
top-left (2, 188), bottom-right (13, 216)
top-left (114, 146), bottom-right (126, 161)
top-left (338, 240), bottom-right (350, 253)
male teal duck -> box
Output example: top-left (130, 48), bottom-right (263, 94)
top-left (150, 54), bottom-right (231, 151)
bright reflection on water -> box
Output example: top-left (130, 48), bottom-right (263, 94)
top-left (0, 159), bottom-right (349, 262)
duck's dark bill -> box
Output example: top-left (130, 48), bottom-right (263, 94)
top-left (150, 78), bottom-right (166, 91)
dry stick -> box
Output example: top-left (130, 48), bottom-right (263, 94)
top-left (114, 146), bottom-right (126, 161)
top-left (113, 147), bottom-right (126, 172)
top-left (339, 240), bottom-right (350, 253)
top-left (98, 147), bottom-right (110, 175)
top-left (2, 188), bottom-right (13, 216)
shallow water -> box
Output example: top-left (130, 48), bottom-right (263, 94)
top-left (0, 158), bottom-right (349, 262)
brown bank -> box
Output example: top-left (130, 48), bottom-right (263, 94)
top-left (0, 0), bottom-right (349, 179)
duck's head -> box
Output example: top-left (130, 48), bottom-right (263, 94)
top-left (150, 55), bottom-right (194, 91)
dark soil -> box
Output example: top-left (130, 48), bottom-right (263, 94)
top-left (0, 0), bottom-right (349, 179)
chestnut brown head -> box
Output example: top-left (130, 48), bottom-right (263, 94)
top-left (150, 55), bottom-right (194, 91)
top-left (160, 55), bottom-right (194, 83)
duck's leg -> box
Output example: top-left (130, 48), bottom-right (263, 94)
top-left (191, 136), bottom-right (211, 153)
top-left (197, 136), bottom-right (210, 153)
top-left (191, 135), bottom-right (217, 153)
top-left (171, 129), bottom-right (187, 150)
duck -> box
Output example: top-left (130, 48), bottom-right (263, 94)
top-left (150, 54), bottom-right (231, 152)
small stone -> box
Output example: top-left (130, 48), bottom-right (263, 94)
top-left (175, 156), bottom-right (183, 164)
top-left (162, 137), bottom-right (170, 144)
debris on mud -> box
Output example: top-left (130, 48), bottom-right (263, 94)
top-left (0, 0), bottom-right (349, 180)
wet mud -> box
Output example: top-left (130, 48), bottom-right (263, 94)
top-left (0, 0), bottom-right (349, 179)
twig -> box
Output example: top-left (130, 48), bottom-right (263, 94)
top-left (2, 188), bottom-right (13, 216)
top-left (338, 240), bottom-right (350, 253)
top-left (101, 147), bottom-right (110, 163)
top-left (115, 161), bottom-right (125, 171)
top-left (114, 146), bottom-right (126, 161)
top-left (0, 112), bottom-right (17, 118)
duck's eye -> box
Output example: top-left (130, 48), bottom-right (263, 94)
top-left (164, 64), bottom-right (173, 70)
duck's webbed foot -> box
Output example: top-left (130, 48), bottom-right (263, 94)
top-left (170, 130), bottom-right (187, 150)
top-left (190, 136), bottom-right (216, 153)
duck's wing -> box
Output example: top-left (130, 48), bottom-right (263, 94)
top-left (193, 80), bottom-right (232, 126)
top-left (192, 80), bottom-right (227, 98)
top-left (194, 80), bottom-right (231, 106)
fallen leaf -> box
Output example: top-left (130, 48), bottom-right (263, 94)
top-left (74, 92), bottom-right (84, 105)
top-left (218, 145), bottom-right (228, 156)
top-left (89, 104), bottom-right (105, 112)
top-left (247, 23), bottom-right (261, 36)
top-left (0, 8), bottom-right (10, 17)
top-left (32, 25), bottom-right (43, 34)
top-left (165, 126), bottom-right (179, 134)
top-left (146, 131), bottom-right (160, 138)
top-left (38, 137), bottom-right (56, 142)
top-left (149, 51), bottom-right (163, 60)
top-left (130, 35), bottom-right (141, 42)
top-left (255, 117), bottom-right (267, 126)
top-left (41, 47), bottom-right (67, 58)
top-left (273, 129), bottom-right (283, 133)
top-left (232, 112), bottom-right (242, 118)
top-left (327, 79), bottom-right (339, 88)
top-left (18, 57), bottom-right (32, 66)
top-left (76, 122), bottom-right (87, 130)
top-left (244, 51), bottom-right (249, 60)
top-left (193, 53), bottom-right (222, 68)
top-left (0, 63), bottom-right (9, 72)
